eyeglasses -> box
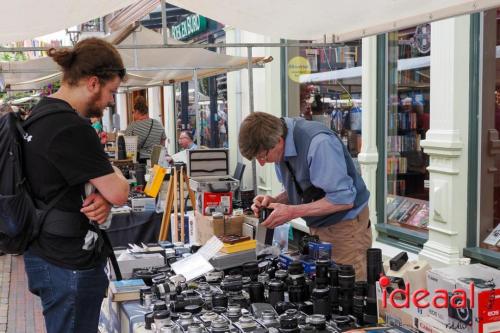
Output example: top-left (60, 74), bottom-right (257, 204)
top-left (256, 149), bottom-right (270, 162)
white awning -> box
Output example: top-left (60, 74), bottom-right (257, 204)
top-left (167, 0), bottom-right (500, 42)
top-left (0, 0), bottom-right (140, 44)
top-left (0, 26), bottom-right (272, 90)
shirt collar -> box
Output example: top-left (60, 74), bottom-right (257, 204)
top-left (283, 117), bottom-right (297, 159)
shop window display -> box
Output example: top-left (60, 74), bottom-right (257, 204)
top-left (174, 77), bottom-right (228, 152)
top-left (295, 43), bottom-right (363, 159)
top-left (385, 26), bottom-right (431, 232)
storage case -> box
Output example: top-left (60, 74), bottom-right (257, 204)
top-left (187, 149), bottom-right (240, 215)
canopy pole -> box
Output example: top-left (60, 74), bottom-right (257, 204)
top-left (194, 69), bottom-right (201, 147)
top-left (247, 47), bottom-right (257, 193)
top-left (160, 0), bottom-right (168, 45)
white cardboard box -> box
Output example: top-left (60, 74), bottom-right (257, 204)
top-left (426, 264), bottom-right (500, 333)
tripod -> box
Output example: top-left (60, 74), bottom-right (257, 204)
top-left (158, 163), bottom-right (196, 243)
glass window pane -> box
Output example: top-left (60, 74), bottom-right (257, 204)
top-left (386, 26), bottom-right (431, 232)
top-left (292, 42), bottom-right (362, 161)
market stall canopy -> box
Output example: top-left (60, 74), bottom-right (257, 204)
top-left (0, 26), bottom-right (272, 90)
top-left (0, 0), bottom-right (140, 44)
top-left (167, 0), bottom-right (500, 42)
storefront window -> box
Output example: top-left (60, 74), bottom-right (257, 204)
top-left (385, 26), bottom-right (431, 233)
top-left (174, 76), bottom-right (228, 152)
top-left (293, 42), bottom-right (362, 160)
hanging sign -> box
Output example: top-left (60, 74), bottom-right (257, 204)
top-left (287, 56), bottom-right (311, 83)
top-left (172, 14), bottom-right (207, 41)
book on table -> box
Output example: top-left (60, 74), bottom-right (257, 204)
top-left (108, 279), bottom-right (145, 302)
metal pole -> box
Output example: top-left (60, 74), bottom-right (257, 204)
top-left (0, 42), bottom-right (345, 52)
top-left (160, 0), bottom-right (168, 45)
top-left (247, 47), bottom-right (257, 192)
top-left (193, 69), bottom-right (201, 147)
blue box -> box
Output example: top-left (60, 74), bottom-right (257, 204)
top-left (279, 252), bottom-right (316, 275)
top-left (308, 241), bottom-right (332, 260)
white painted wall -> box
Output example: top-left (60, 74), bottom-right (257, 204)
top-left (225, 28), bottom-right (282, 194)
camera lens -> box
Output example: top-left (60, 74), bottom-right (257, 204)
top-left (274, 301), bottom-right (297, 315)
top-left (328, 266), bottom-right (339, 287)
top-left (153, 300), bottom-right (168, 312)
top-left (144, 312), bottom-right (154, 330)
top-left (178, 312), bottom-right (194, 328)
top-left (221, 275), bottom-right (243, 293)
top-left (288, 261), bottom-right (304, 276)
top-left (330, 286), bottom-right (340, 314)
top-left (332, 315), bottom-right (353, 330)
top-left (154, 310), bottom-right (172, 329)
top-left (288, 285), bottom-right (307, 304)
top-left (353, 281), bottom-right (367, 324)
top-left (309, 314), bottom-right (326, 330)
top-left (260, 207), bottom-right (274, 223)
top-left (213, 306), bottom-right (227, 315)
top-left (338, 265), bottom-right (355, 315)
top-left (140, 287), bottom-right (152, 307)
top-left (275, 270), bottom-right (288, 283)
top-left (187, 324), bottom-right (203, 333)
top-left (268, 279), bottom-right (285, 307)
top-left (185, 304), bottom-right (202, 315)
top-left (315, 259), bottom-right (331, 288)
top-left (366, 248), bottom-right (383, 284)
top-left (258, 272), bottom-right (270, 285)
top-left (248, 282), bottom-right (265, 303)
top-left (242, 262), bottom-right (260, 281)
top-left (227, 304), bottom-right (241, 322)
top-left (300, 325), bottom-right (315, 333)
top-left (365, 248), bottom-right (383, 325)
top-left (212, 293), bottom-right (228, 308)
top-left (279, 315), bottom-right (299, 333)
top-left (311, 287), bottom-right (331, 319)
top-left (211, 318), bottom-right (231, 333)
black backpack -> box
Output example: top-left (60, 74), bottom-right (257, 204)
top-left (0, 106), bottom-right (71, 254)
top-left (0, 105), bottom-right (121, 276)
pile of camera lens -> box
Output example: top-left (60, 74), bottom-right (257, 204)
top-left (133, 246), bottom-right (384, 333)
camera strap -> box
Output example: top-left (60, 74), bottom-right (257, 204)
top-left (284, 161), bottom-right (304, 196)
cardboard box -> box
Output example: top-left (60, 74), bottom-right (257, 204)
top-left (196, 191), bottom-right (233, 215)
top-left (194, 212), bottom-right (244, 244)
top-left (131, 197), bottom-right (156, 212)
top-left (426, 264), bottom-right (500, 333)
top-left (109, 250), bottom-right (165, 279)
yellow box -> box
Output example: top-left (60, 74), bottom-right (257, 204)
top-left (144, 165), bottom-right (167, 198)
top-left (220, 239), bottom-right (256, 254)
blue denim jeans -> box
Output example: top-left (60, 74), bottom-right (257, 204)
top-left (24, 251), bottom-right (109, 333)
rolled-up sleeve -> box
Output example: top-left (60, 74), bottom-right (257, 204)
top-left (307, 134), bottom-right (356, 205)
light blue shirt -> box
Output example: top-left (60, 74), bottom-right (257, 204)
top-left (275, 118), bottom-right (367, 221)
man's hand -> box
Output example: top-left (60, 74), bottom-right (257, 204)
top-left (260, 203), bottom-right (296, 229)
top-left (80, 192), bottom-right (112, 224)
top-left (251, 195), bottom-right (276, 217)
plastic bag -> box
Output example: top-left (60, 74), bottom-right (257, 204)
top-left (272, 223), bottom-right (290, 253)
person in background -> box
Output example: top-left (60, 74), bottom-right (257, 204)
top-left (238, 112), bottom-right (371, 280)
top-left (112, 109), bottom-right (121, 131)
top-left (178, 129), bottom-right (198, 150)
top-left (90, 116), bottom-right (103, 133)
top-left (124, 96), bottom-right (166, 164)
top-left (219, 118), bottom-right (227, 147)
top-left (22, 37), bottom-right (129, 333)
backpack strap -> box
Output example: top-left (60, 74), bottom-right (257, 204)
top-left (15, 101), bottom-right (76, 140)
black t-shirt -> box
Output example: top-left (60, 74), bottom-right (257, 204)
top-left (23, 97), bottom-right (114, 269)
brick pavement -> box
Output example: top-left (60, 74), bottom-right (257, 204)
top-left (0, 254), bottom-right (46, 333)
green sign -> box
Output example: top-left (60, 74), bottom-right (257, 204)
top-left (172, 14), bottom-right (207, 40)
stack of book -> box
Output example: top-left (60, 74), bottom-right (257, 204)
top-left (108, 279), bottom-right (146, 302)
top-left (386, 195), bottom-right (429, 229)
